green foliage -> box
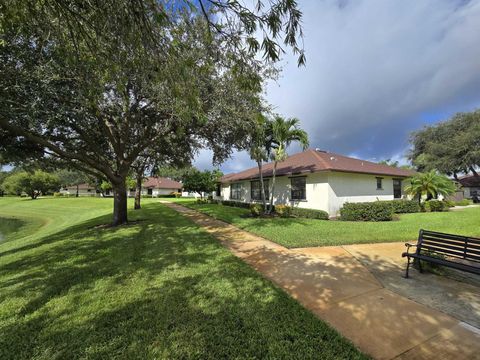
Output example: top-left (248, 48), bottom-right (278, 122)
top-left (275, 204), bottom-right (291, 218)
top-left (2, 170), bottom-right (60, 199)
top-left (426, 200), bottom-right (448, 212)
top-left (221, 200), bottom-right (251, 209)
top-left (409, 110), bottom-right (480, 176)
top-left (290, 207), bottom-right (330, 220)
top-left (405, 170), bottom-right (457, 201)
top-left (443, 200), bottom-right (456, 208)
top-left (340, 202), bottom-right (394, 222)
top-left (385, 200), bottom-right (420, 213)
top-left (250, 203), bottom-right (264, 217)
top-left (182, 169), bottom-right (223, 198)
top-left (53, 192), bottom-right (64, 197)
top-left (455, 199), bottom-right (473, 206)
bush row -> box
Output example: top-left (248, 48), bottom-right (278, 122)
top-left (220, 200), bottom-right (252, 209)
top-left (384, 200), bottom-right (420, 214)
top-left (421, 200), bottom-right (449, 212)
top-left (249, 203), bottom-right (329, 220)
top-left (340, 202), bottom-right (394, 221)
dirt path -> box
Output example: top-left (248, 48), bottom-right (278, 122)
top-left (163, 201), bottom-right (480, 360)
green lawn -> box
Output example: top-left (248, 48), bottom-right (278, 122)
top-left (0, 197), bottom-right (366, 360)
top-left (171, 199), bottom-right (480, 248)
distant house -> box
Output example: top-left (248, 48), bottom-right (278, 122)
top-left (458, 174), bottom-right (480, 199)
top-left (61, 183), bottom-right (97, 196)
top-left (130, 176), bottom-right (182, 197)
top-left (216, 149), bottom-right (415, 216)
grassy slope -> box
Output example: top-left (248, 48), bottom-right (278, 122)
top-left (0, 197), bottom-right (365, 360)
top-left (171, 199), bottom-right (480, 248)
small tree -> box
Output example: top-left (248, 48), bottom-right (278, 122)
top-left (182, 169), bottom-right (222, 199)
top-left (405, 170), bottom-right (456, 203)
top-left (268, 116), bottom-right (309, 213)
top-left (3, 170), bottom-right (60, 199)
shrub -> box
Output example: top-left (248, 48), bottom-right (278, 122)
top-left (171, 192), bottom-right (182, 198)
top-left (221, 200), bottom-right (251, 209)
top-left (426, 200), bottom-right (447, 212)
top-left (196, 198), bottom-right (208, 203)
top-left (275, 204), bottom-right (291, 218)
top-left (53, 192), bottom-right (64, 197)
top-left (340, 202), bottom-right (394, 221)
top-left (455, 199), bottom-right (472, 206)
top-left (387, 200), bottom-right (420, 214)
top-left (443, 200), bottom-right (455, 208)
top-left (290, 207), bottom-right (329, 220)
top-left (250, 203), bottom-right (264, 217)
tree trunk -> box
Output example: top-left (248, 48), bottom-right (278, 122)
top-left (258, 161), bottom-right (266, 212)
top-left (112, 180), bottom-right (128, 226)
top-left (134, 174), bottom-right (142, 210)
top-left (76, 184), bottom-right (79, 197)
top-left (268, 161), bottom-right (278, 214)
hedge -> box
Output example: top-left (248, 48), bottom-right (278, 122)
top-left (221, 200), bottom-right (251, 209)
top-left (290, 207), bottom-right (329, 220)
top-left (275, 205), bottom-right (291, 218)
top-left (385, 199), bottom-right (420, 214)
top-left (340, 201), bottom-right (394, 221)
top-left (426, 200), bottom-right (448, 212)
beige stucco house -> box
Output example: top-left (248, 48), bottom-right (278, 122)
top-left (217, 149), bottom-right (415, 216)
top-left (458, 174), bottom-right (480, 199)
top-left (127, 177), bottom-right (182, 197)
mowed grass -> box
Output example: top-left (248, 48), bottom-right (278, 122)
top-left (0, 197), bottom-right (366, 360)
top-left (171, 199), bottom-right (480, 248)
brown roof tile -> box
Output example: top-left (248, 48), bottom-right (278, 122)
top-left (143, 177), bottom-right (182, 189)
top-left (221, 149), bottom-right (415, 183)
top-left (458, 174), bottom-right (480, 187)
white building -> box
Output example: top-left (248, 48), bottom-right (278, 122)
top-left (128, 177), bottom-right (182, 197)
top-left (60, 183), bottom-right (97, 196)
top-left (217, 149), bottom-right (415, 217)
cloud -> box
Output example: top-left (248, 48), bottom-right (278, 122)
top-left (196, 0), bottom-right (480, 173)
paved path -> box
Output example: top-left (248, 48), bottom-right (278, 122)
top-left (163, 202), bottom-right (480, 360)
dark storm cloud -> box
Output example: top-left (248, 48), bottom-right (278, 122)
top-left (196, 0), bottom-right (480, 173)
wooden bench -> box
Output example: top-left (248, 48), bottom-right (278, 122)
top-left (402, 229), bottom-right (480, 278)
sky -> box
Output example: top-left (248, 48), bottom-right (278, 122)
top-left (194, 0), bottom-right (480, 174)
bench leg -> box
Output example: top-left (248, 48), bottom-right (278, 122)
top-left (417, 259), bottom-right (424, 273)
top-left (404, 257), bottom-right (411, 278)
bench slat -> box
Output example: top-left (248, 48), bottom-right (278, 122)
top-left (421, 240), bottom-right (480, 255)
top-left (420, 245), bottom-right (480, 262)
top-left (408, 253), bottom-right (480, 275)
top-left (422, 231), bottom-right (480, 244)
top-left (421, 235), bottom-right (480, 249)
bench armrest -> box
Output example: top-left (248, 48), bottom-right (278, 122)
top-left (404, 243), bottom-right (417, 255)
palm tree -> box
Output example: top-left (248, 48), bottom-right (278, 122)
top-left (268, 116), bottom-right (309, 213)
top-left (405, 170), bottom-right (457, 203)
top-left (248, 115), bottom-right (273, 211)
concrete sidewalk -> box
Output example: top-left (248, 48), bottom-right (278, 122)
top-left (163, 201), bottom-right (480, 360)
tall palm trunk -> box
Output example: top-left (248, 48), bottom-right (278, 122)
top-left (257, 161), bottom-right (267, 212)
top-left (268, 161), bottom-right (278, 214)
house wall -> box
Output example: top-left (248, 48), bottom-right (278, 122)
top-left (327, 172), bottom-right (406, 215)
top-left (60, 188), bottom-right (97, 196)
top-left (220, 171), bottom-right (408, 216)
top-left (464, 186), bottom-right (480, 198)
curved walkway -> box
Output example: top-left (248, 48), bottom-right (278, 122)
top-left (163, 201), bottom-right (480, 360)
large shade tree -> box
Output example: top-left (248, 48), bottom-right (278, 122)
top-left (409, 110), bottom-right (480, 179)
top-left (0, 1), bottom-right (305, 225)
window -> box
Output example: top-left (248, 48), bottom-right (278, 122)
top-left (216, 183), bottom-right (221, 197)
top-left (376, 177), bottom-right (383, 190)
top-left (291, 177), bottom-right (306, 200)
top-left (250, 180), bottom-right (269, 200)
top-left (230, 183), bottom-right (242, 200)
top-left (393, 179), bottom-right (402, 199)
top-left (147, 188), bottom-right (153, 195)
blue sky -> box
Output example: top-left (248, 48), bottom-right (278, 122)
top-left (195, 0), bottom-right (480, 174)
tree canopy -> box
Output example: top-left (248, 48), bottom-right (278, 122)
top-left (0, 1), bottom-right (301, 225)
top-left (182, 169), bottom-right (222, 198)
top-left (409, 110), bottom-right (480, 179)
top-left (2, 171), bottom-right (60, 199)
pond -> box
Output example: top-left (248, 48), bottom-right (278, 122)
top-left (0, 217), bottom-right (24, 242)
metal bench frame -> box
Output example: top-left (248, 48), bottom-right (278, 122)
top-left (402, 229), bottom-right (480, 278)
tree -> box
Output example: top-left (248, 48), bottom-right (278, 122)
top-left (405, 170), bottom-right (457, 203)
top-left (3, 171), bottom-right (60, 199)
top-left (268, 116), bottom-right (309, 213)
top-left (182, 169), bottom-right (223, 198)
top-left (409, 110), bottom-right (480, 179)
top-left (248, 114), bottom-right (273, 211)
top-left (56, 169), bottom-right (90, 197)
top-left (1, 3), bottom-right (279, 225)
top-left (378, 159), bottom-right (399, 167)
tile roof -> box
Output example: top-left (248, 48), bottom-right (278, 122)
top-left (221, 149), bottom-right (415, 183)
top-left (143, 176), bottom-right (182, 189)
top-left (458, 174), bottom-right (480, 187)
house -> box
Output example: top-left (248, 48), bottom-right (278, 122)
top-left (60, 183), bottom-right (97, 196)
top-left (217, 149), bottom-right (415, 216)
top-left (457, 174), bottom-right (480, 199)
top-left (131, 176), bottom-right (182, 197)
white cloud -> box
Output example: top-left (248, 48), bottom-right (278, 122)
top-left (196, 0), bottom-right (480, 173)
